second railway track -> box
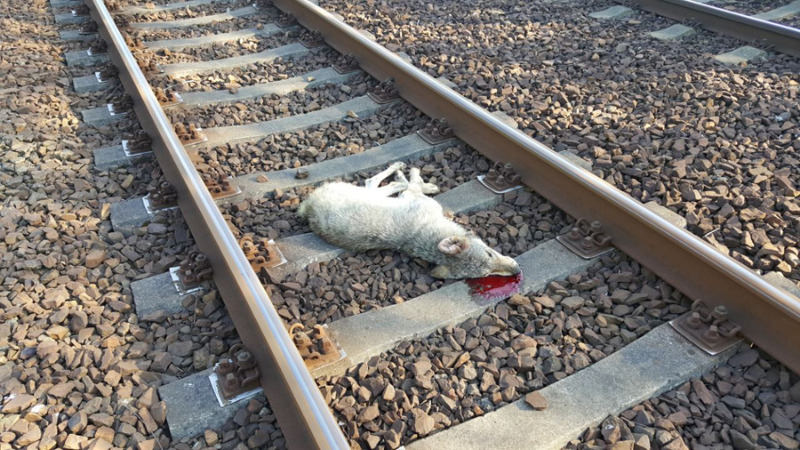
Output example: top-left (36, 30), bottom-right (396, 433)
top-left (48, 0), bottom-right (800, 448)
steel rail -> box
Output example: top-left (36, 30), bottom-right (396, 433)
top-left (625, 0), bottom-right (800, 57)
top-left (83, 0), bottom-right (349, 448)
top-left (274, 0), bottom-right (800, 373)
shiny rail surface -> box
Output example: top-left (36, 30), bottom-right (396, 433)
top-left (83, 0), bottom-right (349, 448)
top-left (271, 0), bottom-right (800, 374)
top-left (626, 0), bottom-right (800, 57)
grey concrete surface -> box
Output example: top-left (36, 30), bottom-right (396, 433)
top-left (124, 0), bottom-right (231, 15)
top-left (714, 46), bottom-right (768, 65)
top-left (54, 12), bottom-right (90, 24)
top-left (64, 49), bottom-right (109, 67)
top-left (132, 272), bottom-right (188, 316)
top-left (145, 24), bottom-right (283, 52)
top-left (312, 239), bottom-right (594, 378)
top-left (181, 67), bottom-right (357, 107)
top-left (164, 43), bottom-right (309, 78)
top-left (198, 95), bottom-right (387, 149)
top-left (159, 369), bottom-right (263, 440)
top-left (60, 30), bottom-right (97, 41)
top-left (73, 73), bottom-right (111, 94)
top-left (649, 24), bottom-right (696, 41)
top-left (110, 197), bottom-right (150, 235)
top-left (589, 5), bottom-right (633, 19)
top-left (93, 144), bottom-right (138, 170)
top-left (81, 105), bottom-right (125, 127)
top-left (130, 5), bottom-right (257, 30)
top-left (408, 324), bottom-right (738, 450)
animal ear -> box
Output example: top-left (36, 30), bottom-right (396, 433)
top-left (431, 265), bottom-right (451, 279)
top-left (438, 236), bottom-right (470, 255)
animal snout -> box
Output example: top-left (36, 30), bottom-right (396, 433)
top-left (490, 257), bottom-right (521, 276)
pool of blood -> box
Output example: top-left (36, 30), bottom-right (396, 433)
top-left (465, 272), bottom-right (524, 303)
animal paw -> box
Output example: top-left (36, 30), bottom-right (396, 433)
top-left (388, 161), bottom-right (407, 172)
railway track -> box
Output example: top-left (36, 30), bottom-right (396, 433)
top-left (49, 0), bottom-right (800, 448)
top-left (619, 0), bottom-right (800, 57)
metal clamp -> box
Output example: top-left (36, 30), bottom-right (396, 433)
top-left (122, 130), bottom-right (152, 156)
top-left (88, 39), bottom-right (108, 55)
top-left (670, 300), bottom-right (742, 354)
top-left (202, 172), bottom-right (241, 199)
top-left (95, 66), bottom-right (118, 83)
top-left (275, 12), bottom-right (296, 27)
top-left (556, 218), bottom-right (613, 259)
top-left (153, 87), bottom-right (183, 108)
top-left (146, 181), bottom-right (178, 210)
top-left (176, 250), bottom-right (213, 289)
top-left (210, 344), bottom-right (262, 405)
top-left (478, 162), bottom-right (522, 194)
top-left (333, 54), bottom-right (360, 74)
top-left (124, 35), bottom-right (145, 49)
top-left (368, 79), bottom-right (400, 104)
top-left (289, 324), bottom-right (344, 370)
top-left (174, 123), bottom-right (207, 146)
top-left (241, 235), bottom-right (287, 274)
top-left (80, 22), bottom-right (98, 34)
top-left (417, 117), bottom-right (455, 145)
top-left (299, 30), bottom-right (325, 48)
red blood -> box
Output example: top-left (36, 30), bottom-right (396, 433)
top-left (466, 272), bottom-right (523, 303)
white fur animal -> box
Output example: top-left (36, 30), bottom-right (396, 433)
top-left (298, 162), bottom-right (521, 279)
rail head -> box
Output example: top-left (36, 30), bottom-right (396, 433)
top-left (273, 0), bottom-right (800, 373)
top-left (627, 0), bottom-right (800, 57)
top-left (83, 0), bottom-right (349, 447)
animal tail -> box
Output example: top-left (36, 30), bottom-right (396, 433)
top-left (297, 200), bottom-right (310, 218)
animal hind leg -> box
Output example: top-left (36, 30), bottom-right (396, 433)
top-left (364, 162), bottom-right (407, 189)
top-left (408, 167), bottom-right (440, 195)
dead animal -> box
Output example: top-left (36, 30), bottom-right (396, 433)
top-left (298, 162), bottom-right (521, 279)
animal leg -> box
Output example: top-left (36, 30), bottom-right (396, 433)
top-left (365, 162), bottom-right (406, 189)
top-left (408, 167), bottom-right (440, 195)
top-left (375, 181), bottom-right (409, 196)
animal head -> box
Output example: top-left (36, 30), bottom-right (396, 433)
top-left (430, 234), bottom-right (521, 279)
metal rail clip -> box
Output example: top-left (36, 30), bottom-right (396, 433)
top-left (124, 35), bottom-right (145, 49)
top-left (241, 235), bottom-right (287, 274)
top-left (95, 66), bottom-right (118, 83)
top-left (275, 12), bottom-right (296, 27)
top-left (670, 300), bottom-right (742, 355)
top-left (71, 5), bottom-right (89, 15)
top-left (210, 344), bottom-right (262, 406)
top-left (368, 79), bottom-right (400, 104)
top-left (114, 14), bottom-right (131, 29)
top-left (171, 250), bottom-right (213, 294)
top-left (145, 181), bottom-right (178, 212)
top-left (80, 22), bottom-right (98, 34)
top-left (202, 172), bottom-right (241, 199)
top-left (122, 130), bottom-right (152, 156)
top-left (174, 123), bottom-right (207, 146)
top-left (417, 117), bottom-right (455, 145)
top-left (88, 39), bottom-right (108, 55)
top-left (299, 31), bottom-right (325, 48)
top-left (333, 54), bottom-right (360, 74)
top-left (109, 95), bottom-right (133, 116)
top-left (153, 87), bottom-right (183, 108)
top-left (289, 324), bottom-right (344, 370)
top-left (556, 218), bottom-right (614, 259)
top-left (478, 162), bottom-right (522, 194)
